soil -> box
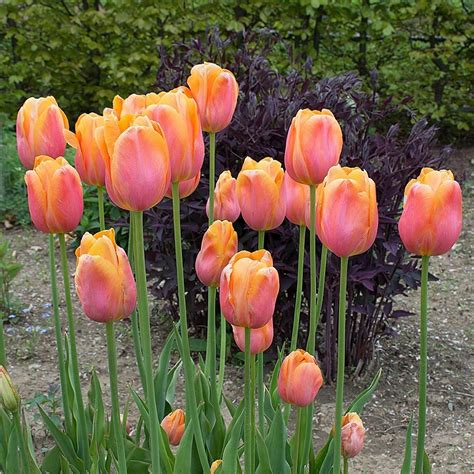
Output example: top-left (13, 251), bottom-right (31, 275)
top-left (2, 149), bottom-right (473, 473)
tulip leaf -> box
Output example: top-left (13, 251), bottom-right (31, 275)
top-left (319, 438), bottom-right (335, 474)
top-left (345, 368), bottom-right (382, 414)
top-left (223, 399), bottom-right (244, 448)
top-left (129, 389), bottom-right (150, 427)
top-left (89, 370), bottom-right (105, 455)
top-left (166, 361), bottom-right (182, 408)
top-left (423, 451), bottom-right (431, 474)
top-left (263, 386), bottom-right (276, 423)
top-left (255, 428), bottom-right (272, 474)
top-left (221, 409), bottom-right (244, 474)
top-left (41, 446), bottom-right (62, 473)
top-left (154, 332), bottom-right (176, 419)
top-left (400, 415), bottom-right (414, 474)
top-left (265, 409), bottom-right (290, 474)
top-left (173, 420), bottom-right (195, 474)
top-left (310, 438), bottom-right (331, 473)
top-left (6, 423), bottom-right (19, 474)
top-left (223, 394), bottom-right (237, 417)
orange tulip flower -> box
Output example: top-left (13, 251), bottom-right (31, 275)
top-left (161, 409), bottom-right (185, 446)
top-left (206, 171), bottom-right (240, 222)
top-left (220, 249), bottom-right (279, 328)
top-left (65, 113), bottom-right (107, 186)
top-left (96, 114), bottom-right (170, 211)
top-left (316, 165), bottom-right (378, 257)
top-left (340, 413), bottom-right (365, 459)
top-left (232, 318), bottom-right (273, 354)
top-left (165, 172), bottom-right (200, 199)
top-left (283, 171), bottom-right (310, 226)
top-left (16, 96), bottom-right (69, 169)
top-left (277, 349), bottom-right (323, 407)
top-left (236, 157), bottom-right (286, 231)
top-left (187, 62), bottom-right (239, 132)
top-left (284, 108), bottom-right (342, 186)
top-left (195, 220), bottom-right (238, 287)
top-left (145, 87), bottom-right (204, 183)
top-left (399, 168), bottom-right (462, 256)
top-left (111, 92), bottom-right (161, 118)
top-left (75, 229), bottom-right (136, 323)
top-left (24, 156), bottom-right (83, 233)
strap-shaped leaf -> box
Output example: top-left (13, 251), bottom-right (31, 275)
top-left (265, 409), bottom-right (290, 474)
top-left (423, 451), bottom-right (431, 474)
top-left (400, 415), bottom-right (414, 474)
top-left (221, 409), bottom-right (244, 474)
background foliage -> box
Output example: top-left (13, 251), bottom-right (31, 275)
top-left (1, 0), bottom-right (472, 141)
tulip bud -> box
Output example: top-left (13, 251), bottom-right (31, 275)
top-left (278, 349), bottom-right (323, 407)
top-left (206, 171), bottom-right (240, 222)
top-left (65, 113), bottom-right (107, 187)
top-left (75, 229), bottom-right (136, 323)
top-left (0, 366), bottom-right (20, 413)
top-left (187, 62), bottom-right (239, 132)
top-left (165, 172), bottom-right (200, 199)
top-left (284, 108), bottom-right (342, 186)
top-left (316, 165), bottom-right (378, 257)
top-left (97, 114), bottom-right (171, 211)
top-left (220, 249), bottom-right (279, 328)
top-left (283, 172), bottom-right (310, 226)
top-left (195, 220), bottom-right (238, 287)
top-left (341, 413), bottom-right (365, 458)
top-left (232, 318), bottom-right (273, 354)
top-left (16, 96), bottom-right (69, 169)
top-left (210, 460), bottom-right (222, 473)
top-left (399, 168), bottom-right (462, 256)
top-left (236, 157), bottom-right (286, 231)
top-left (24, 156), bottom-right (83, 234)
top-left (161, 409), bottom-right (185, 446)
top-left (145, 87), bottom-right (204, 183)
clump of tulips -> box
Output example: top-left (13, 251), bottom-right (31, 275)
top-left (0, 59), bottom-right (462, 474)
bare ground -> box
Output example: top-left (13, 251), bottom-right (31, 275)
top-left (2, 151), bottom-right (473, 473)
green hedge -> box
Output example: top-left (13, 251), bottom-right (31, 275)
top-left (1, 0), bottom-right (472, 141)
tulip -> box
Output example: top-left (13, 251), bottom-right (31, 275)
top-left (97, 114), bottom-right (171, 211)
top-left (316, 165), bottom-right (378, 257)
top-left (236, 157), bottom-right (286, 231)
top-left (16, 96), bottom-right (69, 169)
top-left (195, 220), bottom-right (238, 287)
top-left (161, 409), bottom-right (185, 446)
top-left (24, 156), bottom-right (83, 234)
top-left (75, 228), bottom-right (136, 323)
top-left (277, 349), bottom-right (323, 407)
top-left (341, 413), bottom-right (365, 459)
top-left (187, 62), bottom-right (239, 132)
top-left (65, 113), bottom-right (107, 186)
top-left (398, 168), bottom-right (462, 256)
top-left (210, 460), bottom-right (222, 473)
top-left (283, 172), bottom-right (310, 226)
top-left (232, 318), bottom-right (273, 354)
top-left (112, 92), bottom-right (161, 118)
top-left (0, 366), bottom-right (20, 413)
top-left (206, 170), bottom-right (240, 222)
top-left (165, 172), bottom-right (200, 199)
top-left (284, 108), bottom-right (343, 186)
top-left (220, 249), bottom-right (279, 328)
top-left (145, 87), bottom-right (204, 183)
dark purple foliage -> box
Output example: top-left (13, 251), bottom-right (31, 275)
top-left (145, 29), bottom-right (449, 378)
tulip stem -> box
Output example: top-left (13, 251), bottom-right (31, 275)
top-left (171, 183), bottom-right (209, 472)
top-left (293, 407), bottom-right (304, 474)
top-left (314, 245), bottom-right (328, 333)
top-left (0, 319), bottom-right (6, 368)
top-left (48, 234), bottom-right (72, 434)
top-left (306, 185), bottom-right (317, 354)
top-left (208, 132), bottom-right (216, 224)
top-left (256, 229), bottom-right (265, 436)
top-left (205, 286), bottom-right (217, 384)
top-left (415, 255), bottom-right (430, 474)
top-left (290, 225), bottom-right (306, 352)
top-left (58, 234), bottom-right (89, 464)
top-left (130, 211), bottom-right (162, 474)
top-left (105, 322), bottom-right (127, 474)
top-left (244, 328), bottom-right (251, 473)
top-left (250, 352), bottom-right (256, 472)
top-left (218, 313), bottom-right (227, 400)
top-left (257, 230), bottom-right (265, 250)
top-left (344, 457), bottom-right (349, 474)
top-left (333, 256), bottom-right (349, 474)
top-left (97, 186), bottom-right (105, 231)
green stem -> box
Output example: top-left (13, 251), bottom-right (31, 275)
top-left (0, 318), bottom-right (6, 368)
top-left (208, 132), bottom-right (216, 224)
top-left (415, 255), bottom-right (430, 474)
top-left (257, 230), bottom-right (265, 250)
top-left (344, 456), bottom-right (349, 474)
top-left (205, 286), bottom-right (217, 382)
top-left (48, 234), bottom-right (72, 434)
top-left (217, 313), bottom-right (227, 400)
top-left (171, 183), bottom-right (209, 471)
top-left (58, 234), bottom-right (89, 464)
top-left (313, 245), bottom-right (328, 334)
top-left (244, 328), bottom-right (252, 474)
top-left (250, 349), bottom-right (256, 472)
top-left (306, 185), bottom-right (317, 354)
top-left (333, 256), bottom-right (349, 474)
top-left (130, 211), bottom-right (161, 474)
top-left (257, 352), bottom-right (264, 435)
top-left (97, 186), bottom-right (105, 231)
top-left (105, 322), bottom-right (127, 474)
top-left (293, 407), bottom-right (304, 474)
top-left (13, 410), bottom-right (29, 473)
top-left (290, 225), bottom-right (306, 352)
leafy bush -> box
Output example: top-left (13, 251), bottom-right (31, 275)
top-left (1, 0), bottom-right (471, 140)
top-left (145, 29), bottom-right (449, 375)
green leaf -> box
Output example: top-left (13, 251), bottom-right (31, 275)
top-left (41, 446), bottom-right (62, 473)
top-left (345, 368), bottom-right (382, 414)
top-left (6, 423), bottom-right (19, 474)
top-left (221, 409), bottom-right (244, 474)
top-left (255, 429), bottom-right (272, 474)
top-left (265, 409), bottom-right (290, 474)
top-left (423, 451), bottom-right (431, 474)
top-left (154, 332), bottom-right (176, 419)
top-left (400, 415), bottom-right (414, 474)
top-left (173, 420), bottom-right (194, 474)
